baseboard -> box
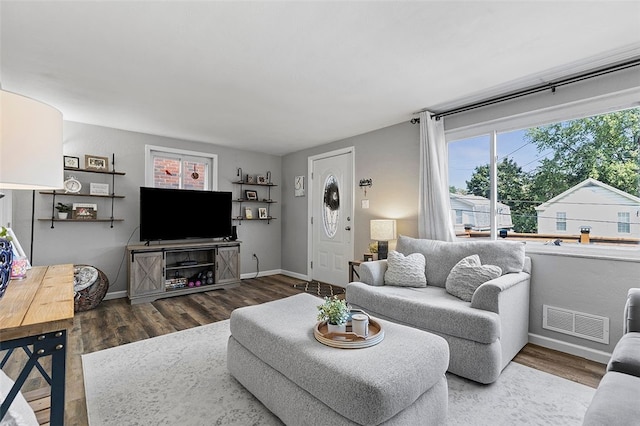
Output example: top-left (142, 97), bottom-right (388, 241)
top-left (528, 333), bottom-right (612, 364)
top-left (279, 269), bottom-right (310, 281)
top-left (240, 269), bottom-right (281, 280)
top-left (104, 290), bottom-right (127, 301)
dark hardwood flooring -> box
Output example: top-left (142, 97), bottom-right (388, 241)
top-left (2, 274), bottom-right (605, 425)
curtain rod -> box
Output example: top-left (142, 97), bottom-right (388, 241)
top-left (411, 57), bottom-right (640, 123)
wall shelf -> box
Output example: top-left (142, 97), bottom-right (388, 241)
top-left (233, 173), bottom-right (276, 224)
top-left (40, 191), bottom-right (125, 199)
top-left (64, 166), bottom-right (126, 176)
top-left (38, 218), bottom-right (125, 223)
top-left (40, 154), bottom-right (125, 228)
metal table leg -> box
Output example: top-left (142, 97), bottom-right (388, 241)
top-left (1, 330), bottom-right (67, 425)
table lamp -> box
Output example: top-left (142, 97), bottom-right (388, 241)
top-left (370, 219), bottom-right (396, 260)
top-left (0, 89), bottom-right (63, 190)
top-left (0, 89), bottom-right (63, 272)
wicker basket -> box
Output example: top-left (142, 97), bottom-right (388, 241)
top-left (74, 264), bottom-right (109, 312)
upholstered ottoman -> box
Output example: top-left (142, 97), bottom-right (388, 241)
top-left (227, 293), bottom-right (449, 425)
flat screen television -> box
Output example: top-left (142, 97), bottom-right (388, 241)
top-left (139, 187), bottom-right (232, 242)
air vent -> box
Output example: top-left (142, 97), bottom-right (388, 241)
top-left (543, 305), bottom-right (609, 344)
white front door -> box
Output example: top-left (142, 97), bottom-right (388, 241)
top-left (309, 149), bottom-right (354, 285)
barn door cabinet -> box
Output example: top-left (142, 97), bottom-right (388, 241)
top-left (127, 241), bottom-right (240, 304)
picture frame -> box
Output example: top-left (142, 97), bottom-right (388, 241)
top-left (257, 175), bottom-right (267, 185)
top-left (89, 182), bottom-right (110, 196)
top-left (246, 175), bottom-right (255, 184)
top-left (85, 155), bottom-right (109, 171)
top-left (63, 155), bottom-right (80, 169)
top-left (258, 207), bottom-right (268, 219)
top-left (245, 190), bottom-right (258, 200)
top-left (245, 207), bottom-right (253, 219)
top-left (72, 203), bottom-right (98, 220)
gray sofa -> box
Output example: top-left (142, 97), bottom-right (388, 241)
top-left (583, 288), bottom-right (640, 425)
top-left (346, 235), bottom-right (531, 384)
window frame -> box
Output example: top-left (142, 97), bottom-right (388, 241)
top-left (445, 101), bottom-right (639, 252)
top-left (144, 145), bottom-right (218, 191)
top-left (556, 212), bottom-right (567, 232)
top-left (618, 212), bottom-right (631, 234)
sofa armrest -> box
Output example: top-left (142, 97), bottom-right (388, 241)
top-left (624, 288), bottom-right (640, 333)
top-left (470, 271), bottom-right (530, 313)
top-left (356, 260), bottom-right (388, 286)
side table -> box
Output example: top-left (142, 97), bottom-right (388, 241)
top-left (348, 260), bottom-right (364, 282)
top-left (0, 264), bottom-right (74, 425)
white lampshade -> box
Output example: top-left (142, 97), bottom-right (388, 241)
top-left (370, 219), bottom-right (397, 241)
top-left (0, 90), bottom-right (63, 190)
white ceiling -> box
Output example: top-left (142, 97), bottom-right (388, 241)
top-left (1, 1), bottom-right (639, 156)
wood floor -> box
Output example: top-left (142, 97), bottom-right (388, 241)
top-left (2, 274), bottom-right (605, 425)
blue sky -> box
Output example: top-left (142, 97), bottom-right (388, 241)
top-left (447, 129), bottom-right (552, 190)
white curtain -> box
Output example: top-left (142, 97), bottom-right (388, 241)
top-left (418, 111), bottom-right (456, 241)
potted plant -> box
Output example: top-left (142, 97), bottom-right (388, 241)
top-left (55, 202), bottom-right (72, 219)
top-left (317, 295), bottom-right (350, 334)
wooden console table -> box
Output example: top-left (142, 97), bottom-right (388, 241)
top-left (0, 264), bottom-right (74, 425)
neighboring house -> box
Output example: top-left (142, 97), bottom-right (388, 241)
top-left (450, 193), bottom-right (513, 233)
top-left (535, 178), bottom-right (640, 237)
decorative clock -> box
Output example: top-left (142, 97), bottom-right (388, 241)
top-left (63, 176), bottom-right (82, 193)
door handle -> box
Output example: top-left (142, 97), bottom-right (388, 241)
top-left (345, 226), bottom-right (351, 231)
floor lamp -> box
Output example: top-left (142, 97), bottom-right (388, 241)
top-left (370, 219), bottom-right (397, 260)
top-left (0, 89), bottom-right (64, 266)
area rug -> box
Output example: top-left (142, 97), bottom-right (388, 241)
top-left (82, 320), bottom-right (594, 425)
top-left (293, 280), bottom-right (346, 299)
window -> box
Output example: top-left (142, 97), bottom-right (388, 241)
top-left (455, 209), bottom-right (463, 224)
top-left (448, 107), bottom-right (640, 248)
top-left (145, 146), bottom-right (218, 191)
top-left (556, 212), bottom-right (567, 232)
top-left (618, 212), bottom-right (631, 234)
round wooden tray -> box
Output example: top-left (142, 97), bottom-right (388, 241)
top-left (313, 318), bottom-right (384, 349)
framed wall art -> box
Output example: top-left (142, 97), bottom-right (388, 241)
top-left (294, 175), bottom-right (305, 197)
top-left (85, 155), bottom-right (109, 171)
top-left (63, 156), bottom-right (80, 169)
top-left (90, 183), bottom-right (110, 196)
top-left (72, 203), bottom-right (98, 220)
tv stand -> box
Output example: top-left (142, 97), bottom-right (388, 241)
top-left (126, 240), bottom-right (240, 304)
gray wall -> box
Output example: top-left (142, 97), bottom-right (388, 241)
top-left (281, 121), bottom-right (420, 276)
top-left (13, 121), bottom-right (282, 295)
top-left (527, 251), bottom-right (638, 359)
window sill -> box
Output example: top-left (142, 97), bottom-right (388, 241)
top-left (524, 241), bottom-right (640, 263)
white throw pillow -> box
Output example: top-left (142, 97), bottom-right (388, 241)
top-left (384, 250), bottom-right (427, 287)
top-left (445, 254), bottom-right (502, 302)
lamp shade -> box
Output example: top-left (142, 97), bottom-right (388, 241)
top-left (370, 219), bottom-right (397, 241)
top-left (0, 90), bottom-right (63, 190)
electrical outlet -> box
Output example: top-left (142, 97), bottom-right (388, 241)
top-left (361, 199), bottom-right (369, 209)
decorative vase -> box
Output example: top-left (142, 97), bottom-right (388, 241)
top-left (327, 323), bottom-right (346, 334)
top-left (0, 238), bottom-right (14, 299)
